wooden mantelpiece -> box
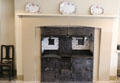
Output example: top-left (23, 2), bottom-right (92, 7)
top-left (16, 13), bottom-right (119, 19)
top-left (15, 13), bottom-right (119, 82)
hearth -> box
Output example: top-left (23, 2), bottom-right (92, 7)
top-left (41, 27), bottom-right (94, 82)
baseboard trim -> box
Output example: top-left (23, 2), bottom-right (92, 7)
top-left (109, 75), bottom-right (117, 80)
top-left (118, 69), bottom-right (120, 75)
top-left (17, 75), bottom-right (24, 81)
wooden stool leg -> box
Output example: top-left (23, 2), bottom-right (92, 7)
top-left (1, 66), bottom-right (3, 76)
top-left (9, 66), bottom-right (12, 81)
top-left (0, 66), bottom-right (1, 77)
top-left (12, 64), bottom-right (14, 76)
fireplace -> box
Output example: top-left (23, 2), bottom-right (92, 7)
top-left (41, 27), bottom-right (94, 82)
top-left (15, 14), bottom-right (119, 82)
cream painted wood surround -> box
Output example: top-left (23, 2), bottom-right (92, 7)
top-left (15, 13), bottom-right (119, 82)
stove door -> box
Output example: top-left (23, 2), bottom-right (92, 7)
top-left (59, 36), bottom-right (72, 55)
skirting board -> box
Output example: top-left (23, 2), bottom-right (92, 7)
top-left (17, 75), bottom-right (24, 81)
top-left (117, 69), bottom-right (120, 74)
top-left (109, 76), bottom-right (117, 80)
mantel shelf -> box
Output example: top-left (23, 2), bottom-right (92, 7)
top-left (16, 13), bottom-right (119, 19)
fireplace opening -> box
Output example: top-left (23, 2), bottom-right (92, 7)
top-left (41, 26), bottom-right (94, 82)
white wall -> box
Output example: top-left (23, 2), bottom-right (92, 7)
top-left (15, 0), bottom-right (119, 15)
top-left (0, 0), bottom-right (15, 45)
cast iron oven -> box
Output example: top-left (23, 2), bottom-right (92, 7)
top-left (41, 27), bottom-right (94, 82)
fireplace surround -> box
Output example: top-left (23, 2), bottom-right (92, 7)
top-left (15, 14), bottom-right (119, 82)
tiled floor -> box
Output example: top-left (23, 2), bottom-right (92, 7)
top-left (0, 78), bottom-right (120, 83)
top-left (0, 81), bottom-right (120, 83)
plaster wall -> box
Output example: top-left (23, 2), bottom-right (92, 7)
top-left (0, 0), bottom-right (15, 45)
top-left (14, 0), bottom-right (119, 15)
